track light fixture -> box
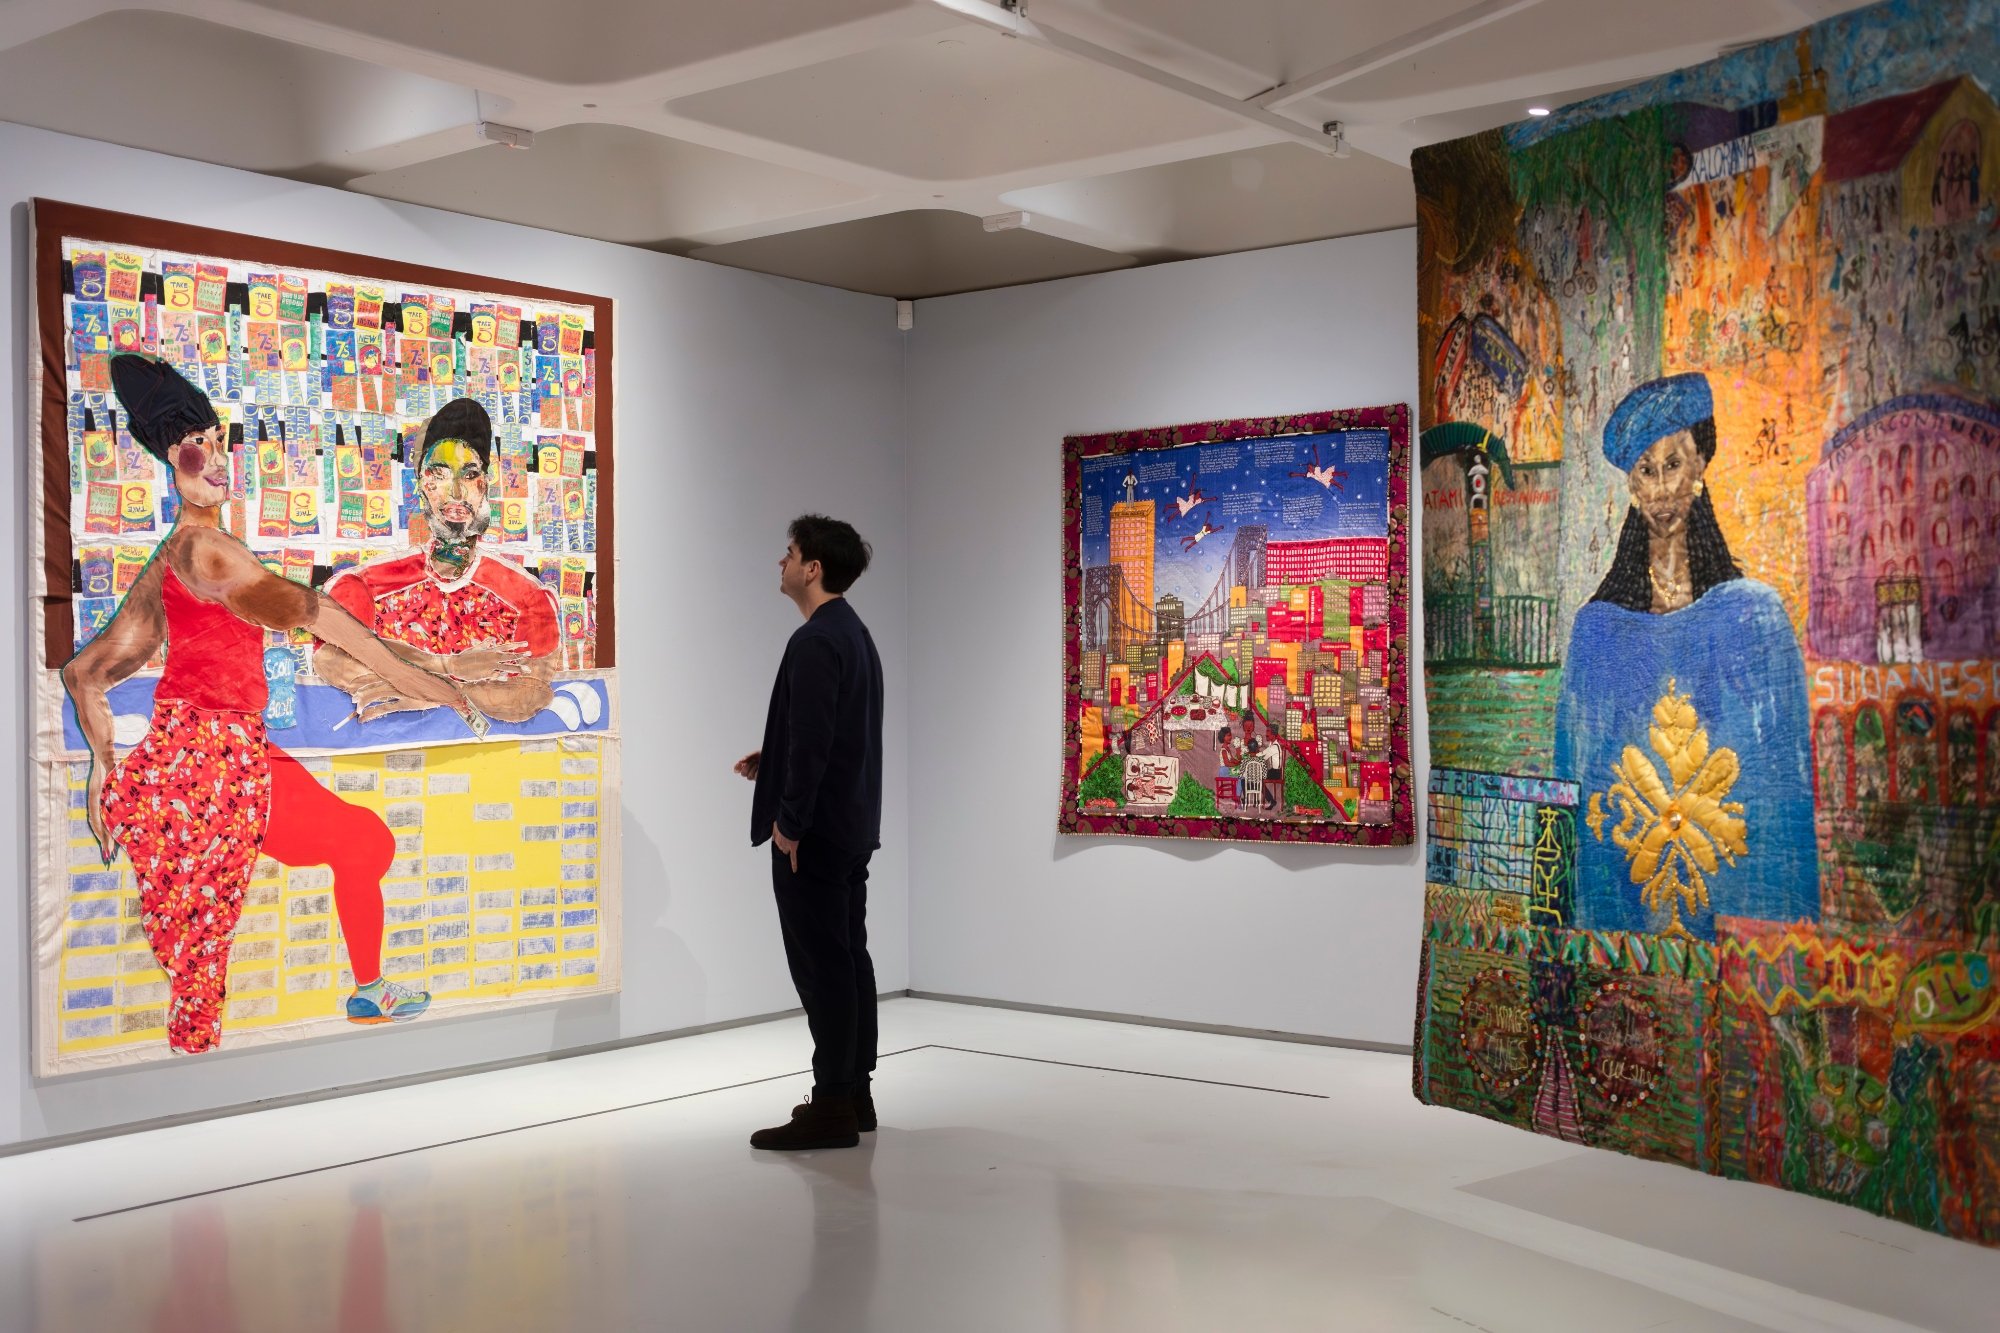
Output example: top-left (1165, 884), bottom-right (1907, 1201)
top-left (930, 0), bottom-right (1029, 28)
top-left (477, 122), bottom-right (535, 150)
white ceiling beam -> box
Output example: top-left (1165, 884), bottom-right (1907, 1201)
top-left (929, 0), bottom-right (1347, 157)
top-left (310, 124), bottom-right (491, 185)
top-left (1248, 0), bottom-right (1550, 110)
top-left (0, 0), bottom-right (118, 52)
top-left (508, 6), bottom-right (962, 106)
top-left (940, 124), bottom-right (1274, 198)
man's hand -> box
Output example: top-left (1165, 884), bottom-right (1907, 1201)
top-left (449, 639), bottom-right (531, 683)
top-left (375, 653), bottom-right (473, 711)
top-left (734, 751), bottom-right (760, 781)
top-left (344, 685), bottom-right (475, 726)
top-left (358, 696), bottom-right (436, 724)
top-left (772, 822), bottom-right (798, 873)
top-left (344, 677), bottom-right (427, 724)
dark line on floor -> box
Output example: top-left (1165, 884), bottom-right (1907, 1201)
top-left (72, 1046), bottom-right (931, 1223)
top-left (1837, 1229), bottom-right (1916, 1254)
top-left (72, 1041), bottom-right (1326, 1221)
top-left (925, 1044), bottom-right (1330, 1099)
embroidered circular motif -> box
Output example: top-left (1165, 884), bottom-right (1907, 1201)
top-left (1458, 968), bottom-right (1540, 1094)
top-left (1578, 980), bottom-right (1665, 1107)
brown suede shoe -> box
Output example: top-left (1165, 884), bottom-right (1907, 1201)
top-left (793, 1089), bottom-right (875, 1132)
top-left (752, 1095), bottom-right (860, 1151)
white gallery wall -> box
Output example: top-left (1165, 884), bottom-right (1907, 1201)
top-left (0, 120), bottom-right (912, 1148)
top-left (905, 229), bottom-right (1427, 1048)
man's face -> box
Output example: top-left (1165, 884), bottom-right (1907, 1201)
top-left (778, 540), bottom-right (818, 599)
top-left (419, 438), bottom-right (490, 544)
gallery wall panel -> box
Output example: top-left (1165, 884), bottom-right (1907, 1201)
top-left (907, 230), bottom-right (1427, 1045)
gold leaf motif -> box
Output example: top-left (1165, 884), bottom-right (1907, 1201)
top-left (1587, 679), bottom-right (1748, 936)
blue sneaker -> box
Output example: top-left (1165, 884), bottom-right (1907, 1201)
top-left (346, 979), bottom-right (432, 1025)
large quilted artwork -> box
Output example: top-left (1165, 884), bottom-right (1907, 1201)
top-left (1061, 405), bottom-right (1413, 845)
top-left (30, 201), bottom-right (619, 1074)
top-left (1412, 0), bottom-right (2000, 1241)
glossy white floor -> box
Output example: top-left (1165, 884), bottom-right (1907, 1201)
top-left (6, 999), bottom-right (2000, 1333)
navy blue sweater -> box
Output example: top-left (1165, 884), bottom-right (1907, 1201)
top-left (751, 598), bottom-right (884, 852)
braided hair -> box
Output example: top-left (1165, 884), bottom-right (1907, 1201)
top-left (1588, 417), bottom-right (1742, 611)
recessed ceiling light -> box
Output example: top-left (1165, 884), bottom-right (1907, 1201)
top-left (1527, 106), bottom-right (1552, 117)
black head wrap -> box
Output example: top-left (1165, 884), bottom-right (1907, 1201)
top-left (421, 398), bottom-right (492, 469)
top-left (109, 354), bottom-right (220, 461)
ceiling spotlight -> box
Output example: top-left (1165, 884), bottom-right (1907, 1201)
top-left (477, 121), bottom-right (534, 150)
top-left (1527, 106), bottom-right (1552, 117)
top-left (929, 0), bottom-right (1030, 31)
top-left (1322, 121), bottom-right (1352, 159)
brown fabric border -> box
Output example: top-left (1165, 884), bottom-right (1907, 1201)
top-left (31, 197), bottom-right (616, 668)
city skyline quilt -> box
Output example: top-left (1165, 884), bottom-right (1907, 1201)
top-left (1060, 404), bottom-right (1413, 845)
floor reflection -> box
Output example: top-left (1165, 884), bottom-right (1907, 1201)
top-left (38, 1138), bottom-right (631, 1333)
top-left (152, 1205), bottom-right (242, 1333)
top-left (18, 1006), bottom-right (1995, 1333)
top-left (772, 1139), bottom-right (879, 1333)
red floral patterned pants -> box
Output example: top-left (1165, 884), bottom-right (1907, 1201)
top-left (103, 701), bottom-right (400, 1054)
top-left (103, 702), bottom-right (272, 1054)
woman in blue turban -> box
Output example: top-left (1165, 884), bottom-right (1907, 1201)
top-left (1554, 372), bottom-right (1819, 940)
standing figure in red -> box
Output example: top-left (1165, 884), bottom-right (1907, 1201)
top-left (63, 355), bottom-right (469, 1054)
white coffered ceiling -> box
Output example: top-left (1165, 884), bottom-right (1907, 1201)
top-left (0, 0), bottom-right (1879, 297)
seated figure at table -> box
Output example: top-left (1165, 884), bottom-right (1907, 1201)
top-left (317, 399), bottom-right (560, 724)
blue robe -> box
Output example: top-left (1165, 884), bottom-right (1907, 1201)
top-left (1555, 579), bottom-right (1819, 939)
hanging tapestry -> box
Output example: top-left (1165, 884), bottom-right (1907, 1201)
top-left (29, 200), bottom-right (620, 1075)
top-left (1061, 404), bottom-right (1413, 844)
top-left (1411, 0), bottom-right (2000, 1243)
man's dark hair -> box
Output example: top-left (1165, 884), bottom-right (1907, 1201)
top-left (789, 514), bottom-right (872, 594)
top-left (421, 397), bottom-right (494, 470)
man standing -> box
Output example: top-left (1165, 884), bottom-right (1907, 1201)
top-left (735, 515), bottom-right (884, 1151)
top-left (317, 399), bottom-right (559, 723)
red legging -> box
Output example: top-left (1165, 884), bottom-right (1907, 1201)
top-left (263, 751), bottom-right (394, 988)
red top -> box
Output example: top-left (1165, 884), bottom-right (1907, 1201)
top-left (156, 564), bottom-right (269, 712)
top-left (322, 551), bottom-right (560, 658)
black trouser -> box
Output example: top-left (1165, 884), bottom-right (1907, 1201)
top-left (772, 838), bottom-right (877, 1099)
